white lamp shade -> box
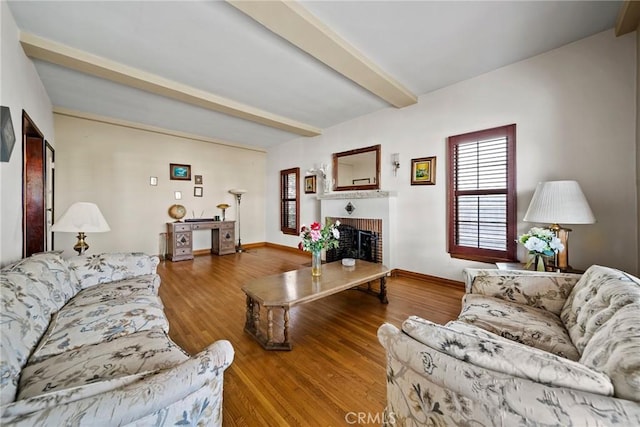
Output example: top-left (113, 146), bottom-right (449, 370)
top-left (229, 188), bottom-right (247, 195)
top-left (51, 202), bottom-right (111, 233)
top-left (524, 180), bottom-right (596, 224)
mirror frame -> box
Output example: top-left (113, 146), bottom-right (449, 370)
top-left (332, 144), bottom-right (381, 191)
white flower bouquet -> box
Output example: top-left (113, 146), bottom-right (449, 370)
top-left (518, 227), bottom-right (565, 270)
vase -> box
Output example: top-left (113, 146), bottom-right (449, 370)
top-left (311, 250), bottom-right (322, 276)
top-left (534, 255), bottom-right (546, 271)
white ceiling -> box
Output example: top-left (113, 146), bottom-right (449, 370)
top-left (7, 1), bottom-right (621, 149)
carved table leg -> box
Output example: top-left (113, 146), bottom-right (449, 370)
top-left (266, 308), bottom-right (273, 345)
top-left (245, 296), bottom-right (255, 332)
top-left (283, 308), bottom-right (290, 347)
top-left (253, 301), bottom-right (261, 335)
top-left (379, 277), bottom-right (389, 304)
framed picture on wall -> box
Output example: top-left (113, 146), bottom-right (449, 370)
top-left (194, 175), bottom-right (203, 185)
top-left (170, 163), bottom-right (191, 181)
top-left (1, 106), bottom-right (16, 162)
top-left (411, 156), bottom-right (436, 185)
top-left (304, 175), bottom-right (316, 194)
top-left (194, 187), bottom-right (203, 197)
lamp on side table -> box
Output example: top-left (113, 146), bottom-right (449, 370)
top-left (51, 202), bottom-right (110, 255)
top-left (523, 180), bottom-right (595, 271)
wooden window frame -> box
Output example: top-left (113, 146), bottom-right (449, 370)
top-left (280, 167), bottom-right (300, 235)
top-left (447, 124), bottom-right (517, 263)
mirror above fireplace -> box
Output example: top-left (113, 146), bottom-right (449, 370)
top-left (332, 144), bottom-right (381, 191)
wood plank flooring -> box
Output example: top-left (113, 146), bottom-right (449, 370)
top-left (157, 247), bottom-right (464, 426)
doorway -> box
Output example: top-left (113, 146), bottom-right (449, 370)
top-left (22, 111), bottom-right (54, 257)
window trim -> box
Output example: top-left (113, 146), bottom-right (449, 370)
top-left (447, 124), bottom-right (517, 263)
top-left (280, 167), bottom-right (300, 235)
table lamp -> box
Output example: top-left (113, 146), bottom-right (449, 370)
top-left (523, 180), bottom-right (595, 271)
top-left (216, 203), bottom-right (230, 221)
top-left (51, 202), bottom-right (110, 255)
top-left (228, 189), bottom-right (247, 252)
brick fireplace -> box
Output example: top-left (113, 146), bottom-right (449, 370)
top-left (319, 190), bottom-right (396, 267)
top-left (326, 217), bottom-right (383, 264)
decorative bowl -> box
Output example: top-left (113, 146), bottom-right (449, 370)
top-left (342, 258), bottom-right (355, 267)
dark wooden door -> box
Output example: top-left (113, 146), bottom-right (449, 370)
top-left (24, 135), bottom-right (45, 257)
top-left (22, 111), bottom-right (52, 258)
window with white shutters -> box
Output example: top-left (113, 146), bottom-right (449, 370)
top-left (280, 167), bottom-right (300, 235)
top-left (447, 124), bottom-right (517, 262)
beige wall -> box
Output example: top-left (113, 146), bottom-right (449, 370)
top-left (637, 27), bottom-right (640, 271)
top-left (267, 29), bottom-right (638, 280)
top-left (0, 2), bottom-right (55, 266)
top-left (53, 113), bottom-right (266, 257)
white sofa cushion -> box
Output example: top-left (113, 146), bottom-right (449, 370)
top-left (561, 265), bottom-right (640, 400)
top-left (68, 253), bottom-right (160, 289)
top-left (0, 273), bottom-right (54, 405)
top-left (464, 269), bottom-right (580, 315)
top-left (459, 294), bottom-right (580, 360)
top-left (1, 252), bottom-right (80, 309)
top-left (18, 328), bottom-right (188, 399)
top-left (579, 303), bottom-right (640, 401)
top-left (64, 275), bottom-right (160, 309)
top-left (0, 253), bottom-right (79, 405)
top-left (402, 316), bottom-right (614, 396)
top-left (562, 265), bottom-right (640, 352)
top-left (31, 295), bottom-right (169, 362)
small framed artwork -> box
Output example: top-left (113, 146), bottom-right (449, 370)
top-left (1, 106), bottom-right (16, 162)
top-left (411, 156), bottom-right (436, 185)
top-left (194, 175), bottom-right (203, 185)
top-left (149, 176), bottom-right (158, 186)
top-left (304, 175), bottom-right (317, 194)
top-left (194, 186), bottom-right (203, 197)
top-left (170, 163), bottom-right (191, 181)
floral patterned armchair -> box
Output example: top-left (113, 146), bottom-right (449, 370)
top-left (378, 265), bottom-right (640, 425)
top-left (1, 252), bottom-right (234, 426)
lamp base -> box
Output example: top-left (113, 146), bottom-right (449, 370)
top-left (549, 223), bottom-right (572, 271)
top-left (73, 232), bottom-right (89, 255)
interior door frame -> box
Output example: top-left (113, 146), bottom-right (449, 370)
top-left (45, 141), bottom-right (55, 251)
top-left (22, 110), bottom-right (52, 257)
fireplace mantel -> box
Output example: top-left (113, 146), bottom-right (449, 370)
top-left (317, 190), bottom-right (397, 200)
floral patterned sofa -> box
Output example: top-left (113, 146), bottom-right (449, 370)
top-left (0, 252), bottom-right (234, 426)
top-left (378, 265), bottom-right (640, 426)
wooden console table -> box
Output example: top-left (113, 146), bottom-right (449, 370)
top-left (166, 220), bottom-right (235, 261)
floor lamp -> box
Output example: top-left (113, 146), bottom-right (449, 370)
top-left (523, 180), bottom-right (595, 271)
top-left (229, 188), bottom-right (247, 252)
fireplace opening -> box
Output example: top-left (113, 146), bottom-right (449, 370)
top-left (327, 224), bottom-right (380, 263)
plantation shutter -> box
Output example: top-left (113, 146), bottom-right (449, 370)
top-left (280, 168), bottom-right (300, 235)
top-left (448, 124), bottom-right (517, 262)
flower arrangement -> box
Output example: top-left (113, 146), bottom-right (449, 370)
top-left (298, 220), bottom-right (340, 253)
top-left (518, 227), bottom-right (564, 269)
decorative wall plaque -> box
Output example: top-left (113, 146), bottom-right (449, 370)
top-left (345, 202), bottom-right (356, 215)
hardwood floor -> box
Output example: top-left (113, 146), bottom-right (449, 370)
top-left (157, 247), bottom-right (464, 426)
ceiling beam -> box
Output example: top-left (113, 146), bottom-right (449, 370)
top-left (227, 0), bottom-right (417, 108)
top-left (616, 0), bottom-right (640, 36)
top-left (53, 107), bottom-right (266, 152)
top-left (20, 32), bottom-right (322, 137)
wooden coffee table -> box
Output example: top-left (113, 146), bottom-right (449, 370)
top-left (241, 260), bottom-right (390, 350)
